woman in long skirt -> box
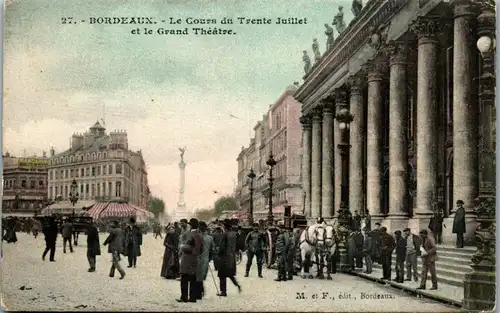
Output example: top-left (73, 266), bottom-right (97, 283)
top-left (160, 225), bottom-right (180, 279)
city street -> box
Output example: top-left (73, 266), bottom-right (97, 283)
top-left (2, 233), bottom-right (458, 312)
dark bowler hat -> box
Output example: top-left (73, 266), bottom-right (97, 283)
top-left (456, 200), bottom-right (464, 205)
top-left (189, 218), bottom-right (199, 229)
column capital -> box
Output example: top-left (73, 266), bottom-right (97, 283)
top-left (311, 107), bottom-right (323, 121)
top-left (409, 16), bottom-right (446, 43)
top-left (299, 115), bottom-right (312, 129)
top-left (450, 0), bottom-right (477, 18)
top-left (319, 95), bottom-right (336, 114)
top-left (386, 40), bottom-right (410, 66)
top-left (334, 88), bottom-right (348, 111)
top-left (362, 58), bottom-right (386, 82)
top-left (347, 73), bottom-right (366, 95)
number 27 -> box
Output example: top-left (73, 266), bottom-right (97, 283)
top-left (61, 17), bottom-right (73, 24)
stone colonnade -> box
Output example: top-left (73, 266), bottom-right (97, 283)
top-left (300, 14), bottom-right (478, 232)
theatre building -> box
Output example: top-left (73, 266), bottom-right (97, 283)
top-left (295, 0), bottom-right (495, 245)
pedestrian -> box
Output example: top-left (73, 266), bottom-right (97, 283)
top-left (3, 218), bottom-right (18, 243)
top-left (161, 225), bottom-right (180, 279)
top-left (124, 217), bottom-right (142, 268)
top-left (195, 221), bottom-right (215, 300)
top-left (61, 218), bottom-right (74, 253)
top-left (244, 223), bottom-right (266, 278)
top-left (346, 231), bottom-right (356, 271)
top-left (393, 230), bottom-right (406, 283)
top-left (428, 204), bottom-right (444, 245)
top-left (403, 227), bottom-right (421, 282)
top-left (286, 225), bottom-right (297, 280)
top-left (353, 211), bottom-right (362, 231)
top-left (176, 218), bottom-right (203, 303)
top-left (42, 217), bottom-right (58, 262)
top-left (86, 220), bottom-right (101, 272)
top-left (354, 230), bottom-right (364, 268)
top-left (371, 222), bottom-right (381, 263)
top-left (362, 227), bottom-right (373, 274)
top-left (216, 220), bottom-right (242, 296)
top-left (452, 200), bottom-right (466, 248)
top-left (211, 226), bottom-right (224, 271)
top-left (274, 221), bottom-right (290, 281)
top-left (364, 210), bottom-right (371, 232)
top-left (103, 220), bottom-right (126, 279)
top-left (378, 226), bottom-right (395, 280)
top-left (417, 229), bottom-right (438, 290)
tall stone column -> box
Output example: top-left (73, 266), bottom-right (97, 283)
top-left (321, 100), bottom-right (335, 218)
top-left (387, 41), bottom-right (409, 228)
top-left (452, 0), bottom-right (478, 214)
top-left (347, 74), bottom-right (365, 218)
top-left (334, 88), bottom-right (349, 212)
top-left (310, 108), bottom-right (323, 218)
top-left (363, 59), bottom-right (385, 218)
top-left (410, 17), bottom-right (441, 217)
top-left (300, 115), bottom-right (312, 218)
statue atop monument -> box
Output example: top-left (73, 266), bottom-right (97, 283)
top-left (178, 146), bottom-right (186, 162)
top-left (352, 0), bottom-right (363, 17)
top-left (333, 6), bottom-right (346, 34)
top-left (302, 50), bottom-right (312, 74)
top-left (312, 38), bottom-right (321, 63)
top-left (324, 23), bottom-right (334, 50)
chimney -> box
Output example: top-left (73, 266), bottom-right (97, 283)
top-left (50, 147), bottom-right (55, 157)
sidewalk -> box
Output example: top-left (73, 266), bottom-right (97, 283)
top-left (348, 268), bottom-right (463, 307)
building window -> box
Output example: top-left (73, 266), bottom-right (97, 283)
top-left (80, 168), bottom-right (84, 177)
top-left (55, 186), bottom-right (59, 196)
top-left (109, 164), bottom-right (113, 174)
top-left (80, 184), bottom-right (84, 193)
top-left (86, 153), bottom-right (90, 161)
top-left (97, 152), bottom-right (101, 159)
top-left (97, 183), bottom-right (101, 197)
top-left (116, 163), bottom-right (122, 174)
top-left (103, 182), bottom-right (106, 196)
top-left (103, 152), bottom-right (107, 159)
top-left (116, 181), bottom-right (122, 197)
top-left (21, 180), bottom-right (27, 188)
top-left (49, 187), bottom-right (53, 199)
top-left (103, 165), bottom-right (107, 175)
top-left (97, 166), bottom-right (101, 176)
top-left (39, 180), bottom-right (44, 188)
top-left (92, 167), bottom-right (96, 176)
top-left (85, 184), bottom-right (89, 193)
top-left (64, 185), bottom-right (68, 198)
top-left (92, 153), bottom-right (96, 160)
top-left (108, 182), bottom-right (112, 196)
top-left (86, 168), bottom-right (90, 176)
top-left (80, 155), bottom-right (83, 161)
top-left (91, 184), bottom-right (95, 197)
top-left (70, 156), bottom-right (74, 162)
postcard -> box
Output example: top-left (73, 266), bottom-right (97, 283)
top-left (2, 0), bottom-right (496, 311)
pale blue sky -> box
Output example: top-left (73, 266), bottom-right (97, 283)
top-left (4, 0), bottom-right (353, 211)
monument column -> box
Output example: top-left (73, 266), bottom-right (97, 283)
top-left (410, 17), bottom-right (442, 219)
top-left (363, 59), bottom-right (385, 219)
top-left (347, 73), bottom-right (365, 219)
top-left (451, 0), bottom-right (478, 215)
top-left (310, 107), bottom-right (323, 219)
top-left (387, 41), bottom-right (409, 229)
top-left (300, 115), bottom-right (312, 218)
top-left (321, 98), bottom-right (335, 218)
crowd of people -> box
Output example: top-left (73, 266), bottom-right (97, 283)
top-left (346, 199), bottom-right (468, 291)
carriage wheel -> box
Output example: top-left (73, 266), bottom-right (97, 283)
top-left (266, 230), bottom-right (274, 268)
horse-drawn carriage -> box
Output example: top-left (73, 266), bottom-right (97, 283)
top-left (35, 214), bottom-right (93, 246)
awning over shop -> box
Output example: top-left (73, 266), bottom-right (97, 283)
top-left (40, 201), bottom-right (95, 216)
top-left (84, 202), bottom-right (154, 220)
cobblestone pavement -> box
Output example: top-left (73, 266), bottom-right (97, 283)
top-left (2, 233), bottom-right (459, 312)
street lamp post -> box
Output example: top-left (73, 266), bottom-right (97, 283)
top-left (463, 2), bottom-right (496, 311)
top-left (335, 106), bottom-right (354, 272)
top-left (247, 168), bottom-right (256, 225)
top-left (69, 179), bottom-right (79, 216)
top-left (266, 152), bottom-right (277, 226)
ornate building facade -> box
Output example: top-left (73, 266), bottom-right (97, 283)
top-left (47, 122), bottom-right (151, 209)
top-left (2, 153), bottom-right (49, 216)
top-left (235, 84), bottom-right (303, 221)
top-left (295, 0), bottom-right (494, 244)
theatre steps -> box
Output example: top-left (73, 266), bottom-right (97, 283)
top-left (371, 245), bottom-right (475, 288)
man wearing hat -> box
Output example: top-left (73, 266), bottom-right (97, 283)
top-left (244, 223), bottom-right (266, 278)
top-left (452, 200), bottom-right (466, 248)
top-left (216, 219), bottom-right (242, 296)
top-left (274, 221), bottom-right (290, 281)
top-left (177, 218), bottom-right (203, 303)
top-left (103, 220), bottom-right (126, 279)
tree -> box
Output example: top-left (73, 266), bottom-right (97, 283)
top-left (148, 197), bottom-right (166, 218)
top-left (213, 196), bottom-right (239, 217)
top-left (194, 208), bottom-right (216, 222)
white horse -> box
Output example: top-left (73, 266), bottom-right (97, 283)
top-left (320, 224), bottom-right (338, 280)
top-left (298, 224), bottom-right (326, 279)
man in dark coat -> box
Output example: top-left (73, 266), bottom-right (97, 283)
top-left (177, 218), bottom-right (203, 303)
top-left (211, 226), bottom-right (223, 271)
top-left (274, 222), bottom-right (290, 281)
top-left (286, 226), bottom-right (298, 280)
top-left (86, 220), bottom-right (101, 272)
top-left (216, 220), bottom-right (242, 296)
top-left (42, 217), bottom-right (59, 262)
top-left (354, 230), bottom-right (364, 268)
top-left (362, 227), bottom-right (374, 274)
top-left (61, 218), bottom-right (74, 253)
top-left (125, 217), bottom-right (143, 268)
top-left (353, 211), bottom-right (362, 231)
top-left (103, 220), bottom-right (126, 279)
top-left (244, 223), bottom-right (266, 278)
top-left (378, 226), bottom-right (395, 280)
top-left (428, 205), bottom-right (444, 245)
top-left (161, 225), bottom-right (180, 279)
top-left (393, 230), bottom-right (406, 283)
top-left (364, 210), bottom-right (371, 231)
top-left (370, 222), bottom-right (381, 263)
top-left (452, 200), bottom-right (466, 248)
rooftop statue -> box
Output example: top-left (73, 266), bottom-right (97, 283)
top-left (333, 6), bottom-right (346, 34)
top-left (312, 38), bottom-right (321, 63)
top-left (352, 0), bottom-right (363, 17)
top-left (324, 24), bottom-right (334, 50)
top-left (178, 147), bottom-right (186, 162)
top-left (302, 50), bottom-right (312, 74)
